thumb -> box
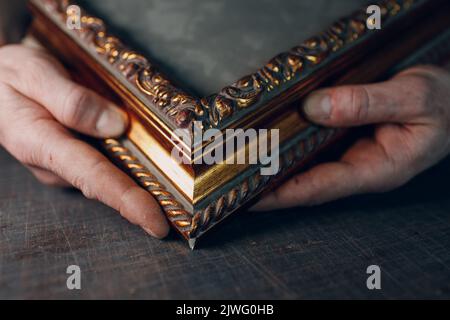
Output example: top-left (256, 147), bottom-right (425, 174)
top-left (301, 74), bottom-right (422, 127)
top-left (1, 45), bottom-right (129, 138)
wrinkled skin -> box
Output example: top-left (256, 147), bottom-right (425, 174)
top-left (254, 65), bottom-right (450, 210)
top-left (0, 44), bottom-right (169, 238)
top-left (1, 43), bottom-right (450, 234)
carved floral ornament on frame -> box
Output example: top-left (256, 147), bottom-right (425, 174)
top-left (32, 0), bottom-right (428, 245)
top-left (61, 0), bottom-right (392, 131)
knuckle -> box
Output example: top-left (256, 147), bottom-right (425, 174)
top-left (10, 147), bottom-right (34, 166)
top-left (2, 47), bottom-right (67, 96)
top-left (414, 82), bottom-right (433, 116)
top-left (2, 129), bottom-right (45, 166)
top-left (0, 105), bottom-right (52, 167)
top-left (0, 45), bottom-right (24, 68)
top-left (23, 54), bottom-right (54, 83)
top-left (73, 173), bottom-right (96, 200)
top-left (5, 53), bottom-right (55, 95)
top-left (0, 45), bottom-right (51, 71)
top-left (23, 144), bottom-right (44, 166)
top-left (364, 159), bottom-right (410, 194)
top-left (331, 86), bottom-right (369, 123)
top-left (349, 87), bottom-right (370, 122)
top-left (118, 185), bottom-right (141, 224)
top-left (29, 143), bottom-right (51, 169)
top-left (79, 184), bottom-right (97, 200)
top-left (71, 156), bottom-right (108, 201)
top-left (398, 69), bottom-right (438, 115)
top-left (411, 76), bottom-right (433, 99)
top-left (14, 121), bottom-right (56, 167)
top-left (12, 148), bottom-right (31, 164)
top-left (0, 47), bottom-right (49, 95)
top-left (62, 86), bottom-right (91, 127)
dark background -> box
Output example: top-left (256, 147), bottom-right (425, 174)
top-left (1, 147), bottom-right (449, 299)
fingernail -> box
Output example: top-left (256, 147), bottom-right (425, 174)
top-left (96, 104), bottom-right (128, 137)
top-left (303, 92), bottom-right (332, 120)
top-left (142, 225), bottom-right (169, 239)
top-left (142, 226), bottom-right (158, 238)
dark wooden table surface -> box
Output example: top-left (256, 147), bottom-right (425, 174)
top-left (1, 147), bottom-right (450, 299)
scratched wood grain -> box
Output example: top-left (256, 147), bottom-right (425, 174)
top-left (1, 147), bottom-right (450, 299)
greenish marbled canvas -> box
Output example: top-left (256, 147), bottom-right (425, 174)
top-left (78, 0), bottom-right (369, 96)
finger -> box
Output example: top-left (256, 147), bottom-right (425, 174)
top-left (26, 165), bottom-right (71, 188)
top-left (252, 161), bottom-right (363, 211)
top-left (48, 136), bottom-right (169, 238)
top-left (251, 136), bottom-right (406, 211)
top-left (36, 130), bottom-right (169, 238)
top-left (51, 138), bottom-right (169, 238)
top-left (0, 45), bottom-right (128, 138)
top-left (0, 92), bottom-right (169, 239)
top-left (41, 137), bottom-right (169, 238)
top-left (301, 67), bottom-right (432, 127)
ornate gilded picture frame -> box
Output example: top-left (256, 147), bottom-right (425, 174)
top-left (28, 0), bottom-right (450, 248)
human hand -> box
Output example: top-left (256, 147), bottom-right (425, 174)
top-left (254, 65), bottom-right (450, 210)
top-left (0, 44), bottom-right (169, 238)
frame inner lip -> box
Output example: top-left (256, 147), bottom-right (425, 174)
top-left (28, 0), bottom-right (450, 242)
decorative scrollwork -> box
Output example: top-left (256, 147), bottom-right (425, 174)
top-left (189, 128), bottom-right (338, 239)
top-left (33, 0), bottom-right (429, 246)
top-left (102, 127), bottom-right (337, 242)
top-left (40, 0), bottom-right (202, 128)
top-left (38, 0), bottom-right (421, 130)
top-left (200, 0), bottom-right (420, 129)
top-left (102, 139), bottom-right (193, 237)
